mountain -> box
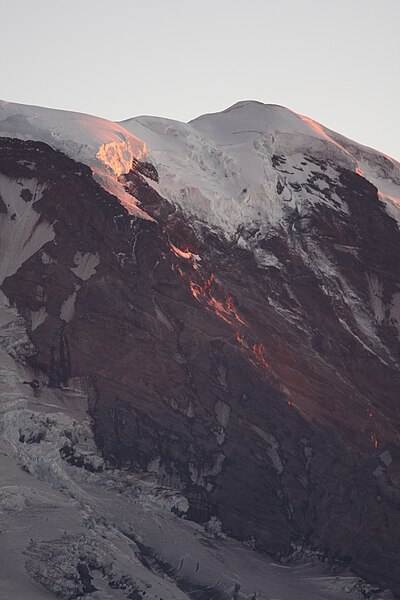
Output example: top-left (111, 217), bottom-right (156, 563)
top-left (122, 101), bottom-right (400, 234)
top-left (0, 99), bottom-right (399, 600)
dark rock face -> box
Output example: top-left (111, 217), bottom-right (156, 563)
top-left (1, 138), bottom-right (400, 593)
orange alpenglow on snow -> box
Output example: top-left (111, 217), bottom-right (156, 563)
top-left (298, 114), bottom-right (355, 159)
top-left (96, 140), bottom-right (148, 177)
top-left (171, 249), bottom-right (244, 328)
top-left (371, 432), bottom-right (379, 449)
top-left (297, 113), bottom-right (365, 176)
top-left (189, 272), bottom-right (214, 302)
top-left (378, 191), bottom-right (400, 207)
top-left (235, 331), bottom-right (246, 346)
top-left (171, 244), bottom-right (274, 381)
top-left (189, 274), bottom-right (246, 327)
top-left (226, 295), bottom-right (246, 325)
top-left (170, 244), bottom-right (193, 260)
top-left (251, 342), bottom-right (269, 370)
top-left (367, 411), bottom-right (379, 448)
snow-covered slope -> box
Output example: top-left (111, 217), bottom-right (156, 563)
top-left (1, 346), bottom-right (373, 600)
top-left (2, 99), bottom-right (398, 233)
top-left (0, 100), bottom-right (150, 218)
top-left (122, 100), bottom-right (400, 236)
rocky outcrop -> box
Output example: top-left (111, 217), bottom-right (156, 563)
top-left (1, 136), bottom-right (400, 595)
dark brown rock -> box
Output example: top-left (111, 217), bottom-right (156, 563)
top-left (1, 138), bottom-right (400, 594)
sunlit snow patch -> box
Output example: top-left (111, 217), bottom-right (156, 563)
top-left (0, 100), bottom-right (152, 220)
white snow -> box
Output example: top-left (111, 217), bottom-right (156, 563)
top-left (70, 251), bottom-right (100, 281)
top-left (0, 99), bottom-right (396, 600)
top-left (122, 101), bottom-right (400, 235)
top-left (30, 307), bottom-right (48, 331)
top-left (2, 99), bottom-right (398, 230)
top-left (122, 101), bottom-right (400, 367)
top-left (367, 273), bottom-right (385, 323)
top-left (214, 400), bottom-right (230, 428)
top-left (0, 100), bottom-right (152, 219)
top-left (0, 175), bottom-right (55, 285)
top-left (250, 424), bottom-right (284, 474)
top-left (60, 289), bottom-right (78, 323)
top-left (379, 450), bottom-right (392, 467)
top-left (0, 291), bottom-right (36, 361)
top-left (40, 251), bottom-right (55, 265)
top-left (390, 292), bottom-right (400, 339)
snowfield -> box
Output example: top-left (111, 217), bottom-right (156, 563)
top-left (0, 100), bottom-right (150, 219)
top-left (123, 100), bottom-right (400, 236)
top-left (1, 99), bottom-right (399, 235)
top-left (0, 348), bottom-right (378, 599)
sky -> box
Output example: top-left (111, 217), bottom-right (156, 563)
top-left (1, 0), bottom-right (399, 160)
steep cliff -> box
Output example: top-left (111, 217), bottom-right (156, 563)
top-left (0, 101), bottom-right (399, 598)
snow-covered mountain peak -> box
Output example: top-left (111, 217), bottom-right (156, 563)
top-left (1, 99), bottom-right (400, 598)
top-left (1, 100), bottom-right (399, 232)
top-left (0, 100), bottom-right (150, 218)
top-left (190, 100), bottom-right (399, 168)
top-left (122, 101), bottom-right (400, 237)
top-left (0, 100), bottom-right (146, 172)
top-left (190, 100), bottom-right (311, 137)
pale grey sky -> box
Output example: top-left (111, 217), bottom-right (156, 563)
top-left (1, 0), bottom-right (399, 160)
